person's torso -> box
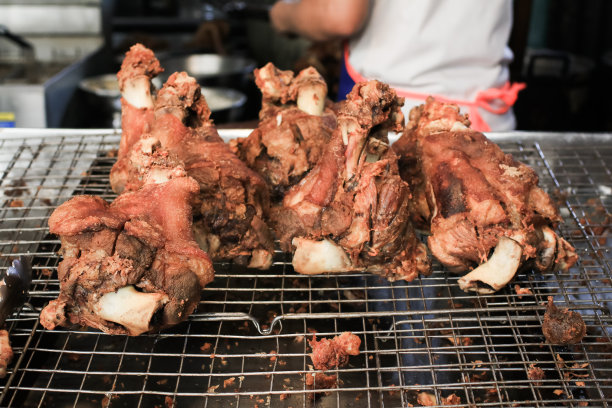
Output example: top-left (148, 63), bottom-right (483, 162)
top-left (349, 0), bottom-right (514, 101)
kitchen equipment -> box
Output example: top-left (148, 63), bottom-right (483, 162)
top-left (0, 129), bottom-right (610, 406)
top-left (159, 53), bottom-right (256, 89)
top-left (79, 74), bottom-right (247, 126)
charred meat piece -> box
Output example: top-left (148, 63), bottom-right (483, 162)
top-left (40, 176), bottom-right (214, 336)
top-left (231, 63), bottom-right (336, 200)
top-left (309, 332), bottom-right (361, 371)
top-left (542, 297), bottom-right (586, 345)
top-left (144, 72), bottom-right (274, 269)
top-left (110, 43), bottom-right (163, 193)
top-left (393, 97), bottom-right (577, 293)
top-left (272, 80), bottom-right (430, 281)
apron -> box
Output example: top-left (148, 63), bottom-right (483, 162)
top-left (340, 42), bottom-right (525, 132)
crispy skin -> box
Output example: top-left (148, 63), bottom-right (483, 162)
top-left (231, 63), bottom-right (337, 200)
top-left (40, 177), bottom-right (213, 335)
top-left (393, 97), bottom-right (577, 273)
top-left (111, 44), bottom-right (163, 193)
top-left (309, 332), bottom-right (361, 370)
top-left (542, 297), bottom-right (586, 345)
top-left (272, 80), bottom-right (430, 281)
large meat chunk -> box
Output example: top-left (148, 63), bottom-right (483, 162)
top-left (231, 63), bottom-right (336, 200)
top-left (143, 72), bottom-right (274, 269)
top-left (272, 80), bottom-right (430, 281)
top-left (110, 44), bottom-right (274, 269)
top-left (393, 97), bottom-right (578, 293)
top-left (40, 175), bottom-right (213, 335)
top-left (110, 44), bottom-right (163, 193)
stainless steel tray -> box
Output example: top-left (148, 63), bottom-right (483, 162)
top-left (0, 129), bottom-right (610, 407)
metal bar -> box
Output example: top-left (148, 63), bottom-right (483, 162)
top-left (0, 130), bottom-right (610, 407)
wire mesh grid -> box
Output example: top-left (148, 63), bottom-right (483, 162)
top-left (0, 130), bottom-right (610, 408)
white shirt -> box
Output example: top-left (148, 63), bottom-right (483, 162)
top-left (348, 0), bottom-right (516, 130)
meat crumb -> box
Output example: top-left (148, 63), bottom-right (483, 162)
top-left (269, 350), bottom-right (277, 362)
top-left (305, 372), bottom-right (338, 398)
top-left (542, 297), bottom-right (586, 344)
top-left (279, 393), bottom-right (288, 401)
top-left (514, 284), bottom-right (533, 299)
top-left (309, 332), bottom-right (361, 370)
top-left (200, 342), bottom-right (212, 352)
top-left (164, 396), bottom-right (174, 408)
top-left (576, 381), bottom-right (586, 387)
top-left (9, 199), bottom-right (23, 208)
top-left (553, 389), bottom-right (564, 396)
top-left (442, 393), bottom-right (461, 405)
top-left (417, 392), bottom-right (436, 406)
top-left (207, 385), bottom-right (219, 393)
top-left (527, 364), bottom-right (545, 385)
top-left (223, 377), bottom-right (235, 388)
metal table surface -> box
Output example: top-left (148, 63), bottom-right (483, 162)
top-left (0, 129), bottom-right (610, 407)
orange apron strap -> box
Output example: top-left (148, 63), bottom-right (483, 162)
top-left (343, 42), bottom-right (526, 132)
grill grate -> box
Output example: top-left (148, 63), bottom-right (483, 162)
top-left (0, 129), bottom-right (610, 407)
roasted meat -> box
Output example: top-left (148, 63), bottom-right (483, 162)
top-left (110, 44), bottom-right (163, 194)
top-left (143, 72), bottom-right (274, 268)
top-left (272, 80), bottom-right (430, 281)
top-left (111, 44), bottom-right (274, 269)
top-left (231, 63), bottom-right (336, 200)
top-left (40, 175), bottom-right (214, 336)
top-left (309, 332), bottom-right (361, 371)
top-left (393, 97), bottom-right (578, 293)
top-left (542, 296), bottom-right (586, 344)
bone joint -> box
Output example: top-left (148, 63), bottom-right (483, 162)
top-left (123, 76), bottom-right (154, 109)
top-left (95, 285), bottom-right (168, 336)
top-left (297, 83), bottom-right (326, 116)
top-left (458, 237), bottom-right (523, 294)
top-left (292, 238), bottom-right (353, 274)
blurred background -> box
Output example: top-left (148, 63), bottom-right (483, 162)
top-left (0, 0), bottom-right (611, 130)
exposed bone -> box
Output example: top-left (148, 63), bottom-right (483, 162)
top-left (297, 83), bottom-right (326, 116)
top-left (248, 248), bottom-right (273, 270)
top-left (458, 237), bottom-right (522, 294)
top-left (95, 286), bottom-right (168, 336)
top-left (123, 76), bottom-right (154, 109)
top-left (292, 238), bottom-right (353, 274)
top-left (535, 226), bottom-right (557, 270)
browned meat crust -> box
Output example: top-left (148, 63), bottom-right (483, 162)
top-left (393, 97), bottom-right (577, 283)
top-left (542, 297), bottom-right (586, 345)
top-left (40, 176), bottom-right (213, 335)
top-left (146, 72), bottom-right (274, 268)
top-left (272, 80), bottom-right (430, 281)
top-left (309, 332), bottom-right (361, 371)
top-left (111, 45), bottom-right (274, 269)
top-left (231, 63), bottom-right (336, 201)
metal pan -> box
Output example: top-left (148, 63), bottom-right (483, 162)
top-left (159, 54), bottom-right (256, 88)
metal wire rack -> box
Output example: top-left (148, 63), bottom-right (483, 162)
top-left (0, 129), bottom-right (610, 408)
